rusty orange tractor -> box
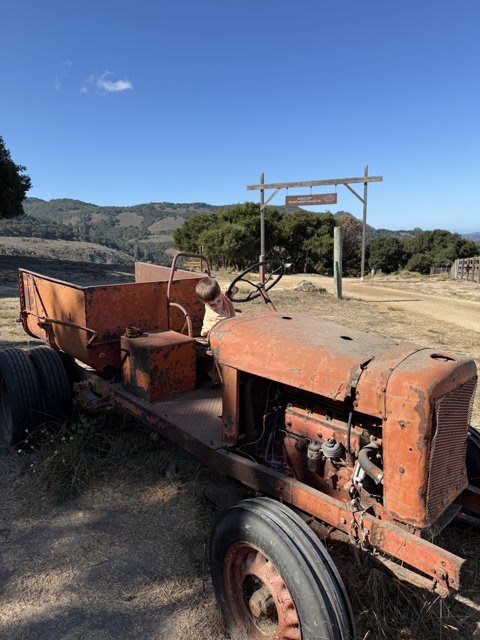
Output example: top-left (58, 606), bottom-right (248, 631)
top-left (1, 253), bottom-right (479, 640)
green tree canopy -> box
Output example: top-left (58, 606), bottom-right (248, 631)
top-left (403, 230), bottom-right (477, 270)
top-left (0, 136), bottom-right (32, 218)
top-left (367, 237), bottom-right (405, 273)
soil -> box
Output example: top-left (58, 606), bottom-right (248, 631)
top-left (0, 255), bottom-right (479, 639)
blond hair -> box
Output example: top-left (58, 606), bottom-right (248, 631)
top-left (195, 277), bottom-right (221, 303)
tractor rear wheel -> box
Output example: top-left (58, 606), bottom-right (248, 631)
top-left (0, 348), bottom-right (42, 447)
top-left (27, 346), bottom-right (72, 424)
top-left (210, 497), bottom-right (355, 640)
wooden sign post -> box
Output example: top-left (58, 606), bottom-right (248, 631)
top-left (247, 170), bottom-right (383, 283)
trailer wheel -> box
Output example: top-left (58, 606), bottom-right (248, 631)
top-left (210, 497), bottom-right (355, 640)
top-left (466, 426), bottom-right (480, 487)
top-left (28, 346), bottom-right (72, 424)
top-left (0, 348), bottom-right (42, 447)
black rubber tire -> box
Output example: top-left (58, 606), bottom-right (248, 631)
top-left (27, 346), bottom-right (72, 424)
top-left (466, 426), bottom-right (480, 487)
top-left (0, 348), bottom-right (42, 447)
top-left (210, 497), bottom-right (356, 640)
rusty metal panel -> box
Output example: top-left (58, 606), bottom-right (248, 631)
top-left (383, 350), bottom-right (477, 527)
top-left (121, 330), bottom-right (196, 402)
top-left (135, 261), bottom-right (206, 336)
top-left (210, 313), bottom-right (394, 401)
top-left (18, 269), bottom-right (175, 372)
top-left (85, 282), bottom-right (169, 343)
top-left (354, 342), bottom-right (427, 418)
top-left (19, 270), bottom-right (89, 360)
top-left (221, 365), bottom-right (240, 446)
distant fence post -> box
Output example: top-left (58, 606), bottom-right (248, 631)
top-left (452, 256), bottom-right (480, 284)
top-left (451, 259), bottom-right (459, 279)
top-left (334, 227), bottom-right (343, 299)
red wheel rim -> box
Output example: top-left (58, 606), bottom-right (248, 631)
top-left (223, 542), bottom-right (301, 639)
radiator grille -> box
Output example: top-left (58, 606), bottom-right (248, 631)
top-left (426, 377), bottom-right (477, 522)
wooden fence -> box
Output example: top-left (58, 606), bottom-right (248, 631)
top-left (451, 256), bottom-right (480, 283)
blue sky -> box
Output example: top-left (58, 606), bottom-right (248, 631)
top-left (1, 0), bottom-right (479, 232)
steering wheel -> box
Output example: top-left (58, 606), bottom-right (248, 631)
top-left (226, 259), bottom-right (286, 303)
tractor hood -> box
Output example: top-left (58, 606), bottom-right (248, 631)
top-left (209, 312), bottom-right (419, 403)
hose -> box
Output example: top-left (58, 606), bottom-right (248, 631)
top-left (357, 443), bottom-right (384, 484)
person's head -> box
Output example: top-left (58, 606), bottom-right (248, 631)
top-left (195, 277), bottom-right (223, 310)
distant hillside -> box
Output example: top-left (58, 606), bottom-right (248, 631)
top-left (24, 198), bottom-right (219, 229)
top-left (463, 231), bottom-right (480, 242)
top-left (22, 198), bottom-right (226, 264)
top-left (0, 236), bottom-right (134, 265)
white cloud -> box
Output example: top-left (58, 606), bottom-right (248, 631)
top-left (97, 77), bottom-right (133, 93)
top-left (80, 71), bottom-right (133, 95)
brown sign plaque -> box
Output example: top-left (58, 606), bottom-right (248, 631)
top-left (285, 193), bottom-right (337, 206)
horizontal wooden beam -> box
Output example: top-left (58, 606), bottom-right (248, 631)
top-left (247, 175), bottom-right (383, 191)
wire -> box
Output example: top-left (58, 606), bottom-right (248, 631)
top-left (237, 381), bottom-right (274, 451)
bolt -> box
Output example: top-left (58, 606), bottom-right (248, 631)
top-left (340, 517), bottom-right (347, 525)
top-left (399, 467), bottom-right (405, 475)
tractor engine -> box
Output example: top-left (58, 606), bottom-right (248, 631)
top-left (210, 313), bottom-right (477, 531)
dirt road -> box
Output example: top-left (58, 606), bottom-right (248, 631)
top-left (274, 273), bottom-right (480, 333)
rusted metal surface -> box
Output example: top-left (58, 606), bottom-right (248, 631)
top-left (135, 260), bottom-right (207, 336)
top-left (283, 406), bottom-right (358, 500)
top-left (383, 352), bottom-right (476, 527)
top-left (74, 381), bottom-right (114, 412)
top-left (210, 313), bottom-right (395, 401)
top-left (223, 544), bottom-right (300, 639)
top-left (221, 365), bottom-right (240, 446)
top-left (87, 374), bottom-right (466, 594)
top-left (307, 519), bottom-right (447, 593)
top-left (121, 330), bottom-right (196, 402)
top-left (212, 314), bottom-right (477, 530)
top-left (18, 266), bottom-right (207, 372)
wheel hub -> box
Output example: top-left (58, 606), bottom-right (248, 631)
top-left (224, 543), bottom-right (301, 639)
top-left (249, 585), bottom-right (276, 619)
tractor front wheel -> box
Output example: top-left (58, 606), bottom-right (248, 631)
top-left (210, 497), bottom-right (355, 640)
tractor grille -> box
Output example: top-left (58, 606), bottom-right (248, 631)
top-left (426, 377), bottom-right (477, 522)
